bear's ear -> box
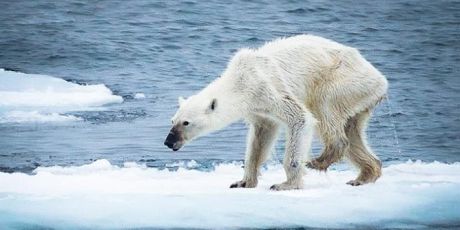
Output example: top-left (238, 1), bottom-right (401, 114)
top-left (178, 96), bottom-right (186, 106)
top-left (207, 98), bottom-right (217, 112)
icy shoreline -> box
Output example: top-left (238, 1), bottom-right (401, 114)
top-left (0, 160), bottom-right (459, 229)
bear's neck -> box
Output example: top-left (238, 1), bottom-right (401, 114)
top-left (199, 76), bottom-right (246, 126)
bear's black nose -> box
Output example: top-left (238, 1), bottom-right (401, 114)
top-left (164, 140), bottom-right (174, 149)
top-left (164, 132), bottom-right (178, 150)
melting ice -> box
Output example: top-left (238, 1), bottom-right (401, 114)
top-left (0, 69), bottom-right (122, 123)
top-left (0, 160), bottom-right (459, 229)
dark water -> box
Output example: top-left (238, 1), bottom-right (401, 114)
top-left (0, 0), bottom-right (459, 173)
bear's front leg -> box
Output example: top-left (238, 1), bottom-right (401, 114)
top-left (230, 118), bottom-right (279, 188)
top-left (270, 103), bottom-right (315, 191)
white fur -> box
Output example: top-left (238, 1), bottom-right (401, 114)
top-left (172, 35), bottom-right (388, 190)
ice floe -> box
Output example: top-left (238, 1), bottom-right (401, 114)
top-left (0, 69), bottom-right (122, 123)
top-left (0, 160), bottom-right (459, 229)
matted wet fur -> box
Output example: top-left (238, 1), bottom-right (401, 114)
top-left (166, 35), bottom-right (388, 190)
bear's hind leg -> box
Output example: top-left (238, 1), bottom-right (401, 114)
top-left (345, 109), bottom-right (382, 186)
top-left (307, 118), bottom-right (349, 171)
top-left (230, 117), bottom-right (279, 188)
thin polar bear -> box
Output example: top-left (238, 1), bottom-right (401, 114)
top-left (164, 35), bottom-right (388, 190)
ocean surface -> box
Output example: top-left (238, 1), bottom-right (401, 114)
top-left (0, 0), bottom-right (459, 229)
top-left (0, 0), bottom-right (458, 172)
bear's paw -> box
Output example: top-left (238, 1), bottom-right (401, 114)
top-left (229, 179), bottom-right (257, 188)
top-left (269, 182), bottom-right (303, 191)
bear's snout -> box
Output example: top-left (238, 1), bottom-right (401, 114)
top-left (164, 128), bottom-right (183, 151)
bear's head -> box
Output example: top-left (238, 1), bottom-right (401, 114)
top-left (164, 96), bottom-right (218, 151)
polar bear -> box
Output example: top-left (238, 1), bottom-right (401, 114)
top-left (164, 35), bottom-right (388, 190)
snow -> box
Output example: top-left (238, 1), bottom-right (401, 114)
top-left (0, 69), bottom-right (122, 123)
top-left (0, 160), bottom-right (459, 229)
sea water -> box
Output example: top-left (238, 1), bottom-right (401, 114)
top-left (0, 0), bottom-right (459, 229)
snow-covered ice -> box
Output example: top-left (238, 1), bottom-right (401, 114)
top-left (0, 69), bottom-right (122, 123)
top-left (0, 160), bottom-right (459, 229)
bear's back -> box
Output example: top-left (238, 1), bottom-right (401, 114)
top-left (256, 34), bottom-right (350, 56)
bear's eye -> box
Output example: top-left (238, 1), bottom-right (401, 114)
top-left (183, 121), bottom-right (190, 126)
